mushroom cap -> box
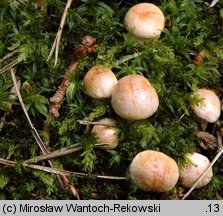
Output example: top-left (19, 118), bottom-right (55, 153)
top-left (180, 152), bottom-right (213, 188)
top-left (129, 150), bottom-right (179, 192)
top-left (124, 3), bottom-right (165, 40)
top-left (91, 118), bottom-right (119, 150)
top-left (191, 88), bottom-right (221, 123)
top-left (83, 65), bottom-right (118, 99)
top-left (111, 74), bottom-right (159, 120)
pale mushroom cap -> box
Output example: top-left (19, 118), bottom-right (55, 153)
top-left (180, 152), bottom-right (213, 188)
top-left (129, 150), bottom-right (179, 192)
top-left (124, 3), bottom-right (165, 40)
top-left (83, 65), bottom-right (118, 99)
top-left (111, 74), bottom-right (159, 120)
top-left (91, 118), bottom-right (119, 150)
top-left (192, 88), bottom-right (221, 123)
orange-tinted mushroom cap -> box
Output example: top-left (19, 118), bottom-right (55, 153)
top-left (129, 150), bottom-right (179, 192)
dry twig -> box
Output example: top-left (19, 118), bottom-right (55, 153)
top-left (44, 35), bottom-right (97, 133)
top-left (25, 143), bottom-right (81, 163)
top-left (0, 158), bottom-right (127, 180)
top-left (0, 59), bottom-right (20, 75)
top-left (47, 0), bottom-right (73, 66)
top-left (25, 143), bottom-right (110, 164)
top-left (0, 50), bottom-right (18, 64)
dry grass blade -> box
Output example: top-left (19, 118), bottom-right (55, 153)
top-left (181, 131), bottom-right (223, 200)
top-left (0, 158), bottom-right (127, 180)
top-left (25, 143), bottom-right (81, 163)
top-left (25, 143), bottom-right (110, 163)
top-left (47, 0), bottom-right (73, 66)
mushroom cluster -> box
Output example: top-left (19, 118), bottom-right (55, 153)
top-left (80, 2), bottom-right (217, 194)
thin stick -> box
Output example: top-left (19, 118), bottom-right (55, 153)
top-left (0, 50), bottom-right (18, 64)
top-left (0, 59), bottom-right (20, 74)
top-left (47, 0), bottom-right (73, 66)
top-left (181, 146), bottom-right (223, 199)
top-left (25, 143), bottom-right (109, 164)
top-left (25, 143), bottom-right (81, 163)
top-left (10, 69), bottom-right (48, 154)
top-left (10, 69), bottom-right (80, 199)
top-left (0, 158), bottom-right (127, 180)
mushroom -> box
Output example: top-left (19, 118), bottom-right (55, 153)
top-left (91, 118), bottom-right (119, 150)
top-left (83, 65), bottom-right (118, 99)
top-left (111, 74), bottom-right (159, 120)
top-left (124, 3), bottom-right (165, 41)
top-left (191, 88), bottom-right (221, 123)
top-left (129, 150), bottom-right (179, 192)
top-left (179, 152), bottom-right (213, 188)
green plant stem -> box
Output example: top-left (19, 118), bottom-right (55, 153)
top-left (114, 52), bottom-right (142, 67)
